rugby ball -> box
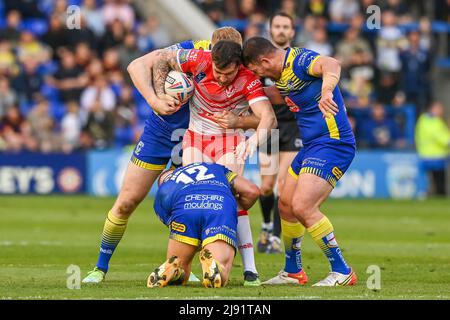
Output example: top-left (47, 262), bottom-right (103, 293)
top-left (164, 70), bottom-right (194, 104)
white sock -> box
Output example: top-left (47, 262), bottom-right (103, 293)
top-left (237, 211), bottom-right (258, 274)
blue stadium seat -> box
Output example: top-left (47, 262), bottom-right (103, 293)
top-left (0, 0), bottom-right (4, 18)
top-left (38, 0), bottom-right (55, 16)
top-left (19, 101), bottom-right (35, 116)
top-left (21, 18), bottom-right (49, 36)
top-left (436, 58), bottom-right (450, 69)
top-left (110, 83), bottom-right (122, 98)
top-left (432, 21), bottom-right (450, 33)
top-left (38, 61), bottom-right (59, 76)
top-left (114, 126), bottom-right (134, 148)
top-left (40, 84), bottom-right (61, 102)
top-left (218, 19), bottom-right (248, 32)
top-left (68, 0), bottom-right (83, 6)
top-left (50, 101), bottom-right (66, 122)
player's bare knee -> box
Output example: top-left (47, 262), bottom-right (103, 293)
top-left (260, 179), bottom-right (275, 196)
top-left (278, 195), bottom-right (291, 212)
top-left (116, 198), bottom-right (140, 216)
top-left (260, 185), bottom-right (274, 196)
top-left (292, 201), bottom-right (316, 221)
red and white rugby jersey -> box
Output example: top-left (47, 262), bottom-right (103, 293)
top-left (177, 49), bottom-right (268, 135)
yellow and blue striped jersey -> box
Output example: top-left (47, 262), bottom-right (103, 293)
top-left (275, 48), bottom-right (355, 146)
top-left (153, 163), bottom-right (236, 225)
top-left (166, 39), bottom-right (212, 51)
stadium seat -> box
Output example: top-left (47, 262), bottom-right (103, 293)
top-left (218, 19), bottom-right (248, 32)
top-left (432, 21), bottom-right (450, 33)
top-left (436, 58), bottom-right (450, 69)
top-left (21, 18), bottom-right (49, 36)
top-left (38, 61), bottom-right (59, 76)
top-left (38, 0), bottom-right (54, 16)
top-left (40, 84), bottom-right (61, 103)
top-left (19, 101), bottom-right (35, 116)
top-left (68, 0), bottom-right (83, 6)
top-left (50, 101), bottom-right (66, 122)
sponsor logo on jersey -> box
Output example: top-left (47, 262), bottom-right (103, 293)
top-left (246, 79), bottom-right (261, 91)
top-left (195, 72), bottom-right (206, 83)
top-left (179, 50), bottom-right (189, 64)
top-left (332, 166), bottom-right (343, 180)
top-left (188, 51), bottom-right (198, 62)
top-left (171, 221), bottom-right (186, 233)
top-left (225, 85), bottom-right (236, 98)
top-left (285, 96), bottom-right (300, 112)
top-left (134, 141), bottom-right (144, 155)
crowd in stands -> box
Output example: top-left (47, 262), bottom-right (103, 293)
top-left (0, 0), bottom-right (176, 153)
top-left (195, 0), bottom-right (450, 149)
top-left (0, 0), bottom-right (449, 153)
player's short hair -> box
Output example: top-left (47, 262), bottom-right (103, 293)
top-left (269, 12), bottom-right (295, 29)
top-left (242, 37), bottom-right (277, 66)
top-left (212, 27), bottom-right (243, 47)
top-left (211, 40), bottom-right (243, 70)
top-left (158, 169), bottom-right (175, 186)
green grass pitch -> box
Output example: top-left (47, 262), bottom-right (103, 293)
top-left (1, 196), bottom-right (449, 300)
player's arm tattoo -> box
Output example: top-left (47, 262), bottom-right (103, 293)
top-left (152, 50), bottom-right (182, 96)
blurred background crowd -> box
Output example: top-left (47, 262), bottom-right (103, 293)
top-left (0, 0), bottom-right (449, 155)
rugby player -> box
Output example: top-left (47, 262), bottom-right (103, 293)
top-left (147, 162), bottom-right (260, 288)
top-left (82, 28), bottom-right (252, 284)
top-left (257, 12), bottom-right (302, 254)
top-left (242, 37), bottom-right (358, 286)
top-left (151, 40), bottom-right (277, 286)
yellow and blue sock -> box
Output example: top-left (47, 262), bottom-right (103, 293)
top-left (96, 211), bottom-right (128, 272)
top-left (307, 216), bottom-right (351, 275)
top-left (281, 219), bottom-right (305, 273)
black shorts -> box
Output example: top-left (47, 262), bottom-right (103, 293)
top-left (260, 121), bottom-right (302, 154)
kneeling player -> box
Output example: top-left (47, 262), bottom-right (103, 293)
top-left (147, 162), bottom-right (260, 288)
